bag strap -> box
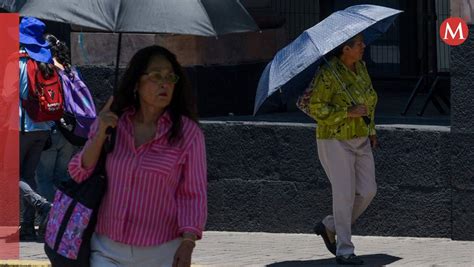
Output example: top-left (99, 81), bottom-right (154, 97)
top-left (20, 109), bottom-right (25, 133)
top-left (20, 52), bottom-right (28, 134)
top-left (91, 129), bottom-right (117, 177)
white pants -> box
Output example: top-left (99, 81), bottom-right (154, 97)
top-left (317, 137), bottom-right (377, 256)
top-left (90, 233), bottom-right (181, 267)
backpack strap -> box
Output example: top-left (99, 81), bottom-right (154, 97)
top-left (20, 51), bottom-right (28, 133)
top-left (21, 109), bottom-right (25, 133)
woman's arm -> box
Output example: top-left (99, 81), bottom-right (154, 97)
top-left (79, 128), bottom-right (108, 169)
top-left (68, 119), bottom-right (102, 183)
top-left (68, 96), bottom-right (118, 182)
top-left (176, 128), bottom-right (208, 240)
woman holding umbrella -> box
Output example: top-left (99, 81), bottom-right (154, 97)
top-left (68, 45), bottom-right (207, 267)
top-left (251, 4), bottom-right (401, 265)
top-left (310, 33), bottom-right (378, 265)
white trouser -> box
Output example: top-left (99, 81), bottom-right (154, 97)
top-left (90, 233), bottom-right (181, 267)
top-left (317, 137), bottom-right (377, 256)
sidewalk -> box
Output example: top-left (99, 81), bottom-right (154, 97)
top-left (7, 231), bottom-right (474, 266)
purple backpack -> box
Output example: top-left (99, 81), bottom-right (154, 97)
top-left (57, 68), bottom-right (96, 146)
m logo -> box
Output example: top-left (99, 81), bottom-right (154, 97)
top-left (439, 17), bottom-right (469, 46)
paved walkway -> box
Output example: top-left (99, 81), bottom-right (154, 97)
top-left (4, 231), bottom-right (474, 266)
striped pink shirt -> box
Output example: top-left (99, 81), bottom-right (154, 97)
top-left (68, 109), bottom-right (207, 246)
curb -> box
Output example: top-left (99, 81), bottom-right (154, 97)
top-left (0, 261), bottom-right (208, 267)
top-left (0, 261), bottom-right (51, 267)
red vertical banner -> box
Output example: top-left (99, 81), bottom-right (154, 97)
top-left (0, 13), bottom-right (20, 259)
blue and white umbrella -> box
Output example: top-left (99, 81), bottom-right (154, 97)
top-left (253, 4), bottom-right (403, 114)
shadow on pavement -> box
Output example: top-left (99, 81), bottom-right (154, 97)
top-left (267, 254), bottom-right (402, 266)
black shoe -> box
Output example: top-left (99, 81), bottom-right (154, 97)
top-left (19, 223), bottom-right (37, 242)
top-left (37, 203), bottom-right (52, 242)
top-left (314, 221), bottom-right (336, 255)
top-left (336, 254), bottom-right (364, 265)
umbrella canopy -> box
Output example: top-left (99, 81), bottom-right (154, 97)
top-left (3, 0), bottom-right (259, 36)
top-left (2, 0), bottom-right (259, 89)
top-left (253, 4), bottom-right (402, 115)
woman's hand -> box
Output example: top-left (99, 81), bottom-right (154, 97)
top-left (347, 105), bottom-right (368, 118)
top-left (80, 96), bottom-right (118, 169)
top-left (369, 135), bottom-right (378, 149)
top-left (172, 240), bottom-right (195, 267)
top-left (97, 96), bottom-right (118, 139)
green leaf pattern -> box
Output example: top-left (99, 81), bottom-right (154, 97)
top-left (309, 57), bottom-right (378, 140)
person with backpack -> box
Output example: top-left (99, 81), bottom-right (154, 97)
top-left (18, 17), bottom-right (59, 241)
top-left (35, 34), bottom-right (97, 203)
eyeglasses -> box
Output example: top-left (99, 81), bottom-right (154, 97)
top-left (143, 71), bottom-right (179, 84)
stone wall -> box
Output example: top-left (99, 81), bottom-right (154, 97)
top-left (70, 29), bottom-right (286, 67)
top-left (202, 122), bottom-right (453, 238)
top-left (450, 26), bottom-right (474, 241)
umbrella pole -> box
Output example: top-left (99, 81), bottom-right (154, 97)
top-left (114, 32), bottom-right (123, 92)
top-left (105, 33), bottom-right (122, 136)
top-left (322, 56), bottom-right (371, 126)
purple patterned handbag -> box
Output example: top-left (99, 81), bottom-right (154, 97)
top-left (44, 135), bottom-right (114, 267)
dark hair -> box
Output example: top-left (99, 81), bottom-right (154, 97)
top-left (111, 45), bottom-right (197, 144)
top-left (44, 34), bottom-right (72, 75)
top-left (333, 34), bottom-right (360, 58)
top-left (37, 62), bottom-right (55, 79)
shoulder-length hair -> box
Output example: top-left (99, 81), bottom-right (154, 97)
top-left (111, 45), bottom-right (197, 144)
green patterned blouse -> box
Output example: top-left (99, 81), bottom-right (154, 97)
top-left (309, 57), bottom-right (377, 140)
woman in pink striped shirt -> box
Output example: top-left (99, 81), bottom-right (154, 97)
top-left (68, 46), bottom-right (207, 267)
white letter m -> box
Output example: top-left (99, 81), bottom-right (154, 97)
top-left (444, 22), bottom-right (465, 40)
